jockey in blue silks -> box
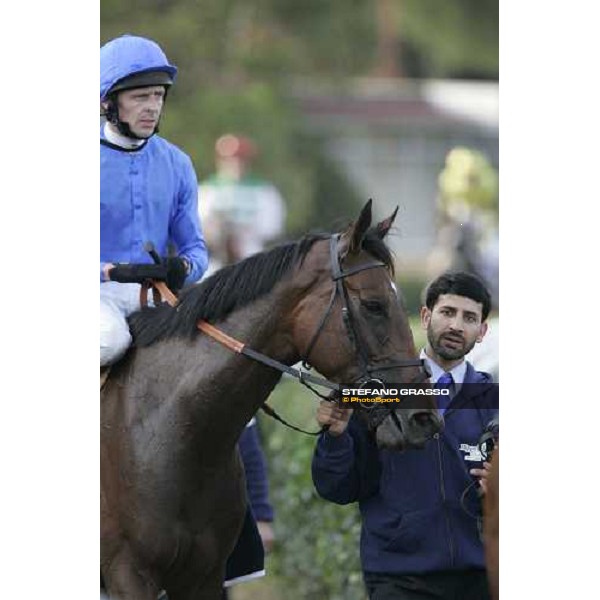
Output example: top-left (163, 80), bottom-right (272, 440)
top-left (100, 35), bottom-right (208, 366)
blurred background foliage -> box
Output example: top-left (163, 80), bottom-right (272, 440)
top-left (101, 0), bottom-right (498, 235)
top-left (438, 147), bottom-right (499, 214)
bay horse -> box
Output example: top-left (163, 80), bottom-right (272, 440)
top-left (101, 201), bottom-right (443, 599)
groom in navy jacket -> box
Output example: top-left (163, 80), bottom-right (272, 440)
top-left (312, 272), bottom-right (498, 600)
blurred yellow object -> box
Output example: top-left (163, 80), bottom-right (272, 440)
top-left (438, 147), bottom-right (498, 213)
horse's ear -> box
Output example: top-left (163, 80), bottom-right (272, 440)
top-left (375, 206), bottom-right (399, 239)
top-left (340, 199), bottom-right (373, 256)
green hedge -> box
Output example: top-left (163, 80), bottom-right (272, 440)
top-left (258, 378), bottom-right (366, 600)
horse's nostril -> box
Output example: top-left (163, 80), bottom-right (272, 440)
top-left (410, 411), bottom-right (442, 436)
top-left (412, 412), bottom-right (432, 427)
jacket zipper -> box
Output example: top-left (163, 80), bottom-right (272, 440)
top-left (435, 433), bottom-right (455, 567)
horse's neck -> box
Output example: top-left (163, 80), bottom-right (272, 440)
top-left (193, 295), bottom-right (292, 447)
top-left (125, 292), bottom-right (294, 462)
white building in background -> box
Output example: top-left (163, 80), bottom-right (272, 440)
top-left (291, 78), bottom-right (498, 271)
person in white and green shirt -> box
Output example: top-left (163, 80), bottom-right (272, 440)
top-left (199, 134), bottom-right (286, 274)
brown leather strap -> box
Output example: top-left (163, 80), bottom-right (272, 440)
top-left (140, 281), bottom-right (150, 308)
top-left (140, 280), bottom-right (176, 308)
top-left (196, 321), bottom-right (245, 353)
top-left (195, 319), bottom-right (340, 393)
top-left (152, 281), bottom-right (178, 307)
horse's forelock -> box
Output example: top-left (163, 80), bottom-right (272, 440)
top-left (363, 228), bottom-right (395, 277)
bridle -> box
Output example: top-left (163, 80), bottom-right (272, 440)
top-left (143, 234), bottom-right (430, 431)
top-left (300, 234), bottom-right (429, 403)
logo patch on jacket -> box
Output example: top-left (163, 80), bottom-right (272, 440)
top-left (459, 443), bottom-right (483, 462)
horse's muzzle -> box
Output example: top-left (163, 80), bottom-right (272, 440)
top-left (407, 409), bottom-right (444, 445)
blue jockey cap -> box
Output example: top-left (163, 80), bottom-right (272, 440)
top-left (100, 35), bottom-right (178, 101)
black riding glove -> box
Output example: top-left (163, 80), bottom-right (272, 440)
top-left (164, 257), bottom-right (189, 292)
top-left (109, 263), bottom-right (168, 284)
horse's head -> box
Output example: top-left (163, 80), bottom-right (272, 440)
top-left (289, 200), bottom-right (443, 450)
top-left (127, 200), bottom-right (443, 449)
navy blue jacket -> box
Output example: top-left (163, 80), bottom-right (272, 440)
top-left (239, 422), bottom-right (274, 522)
top-left (312, 363), bottom-right (497, 575)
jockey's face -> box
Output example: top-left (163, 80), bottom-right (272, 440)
top-left (115, 85), bottom-right (166, 138)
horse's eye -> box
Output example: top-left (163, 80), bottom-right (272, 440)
top-left (362, 299), bottom-right (386, 316)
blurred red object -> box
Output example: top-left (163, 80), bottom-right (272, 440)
top-left (215, 134), bottom-right (257, 160)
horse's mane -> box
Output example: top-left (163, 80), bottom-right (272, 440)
top-left (129, 229), bottom-right (394, 347)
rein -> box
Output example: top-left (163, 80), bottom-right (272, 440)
top-left (143, 234), bottom-right (429, 435)
top-left (142, 283), bottom-right (341, 396)
top-left (196, 320), bottom-right (340, 396)
top-left (142, 277), bottom-right (334, 435)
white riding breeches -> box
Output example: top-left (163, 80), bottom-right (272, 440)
top-left (100, 282), bottom-right (154, 366)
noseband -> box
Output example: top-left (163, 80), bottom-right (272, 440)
top-left (300, 235), bottom-right (428, 401)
